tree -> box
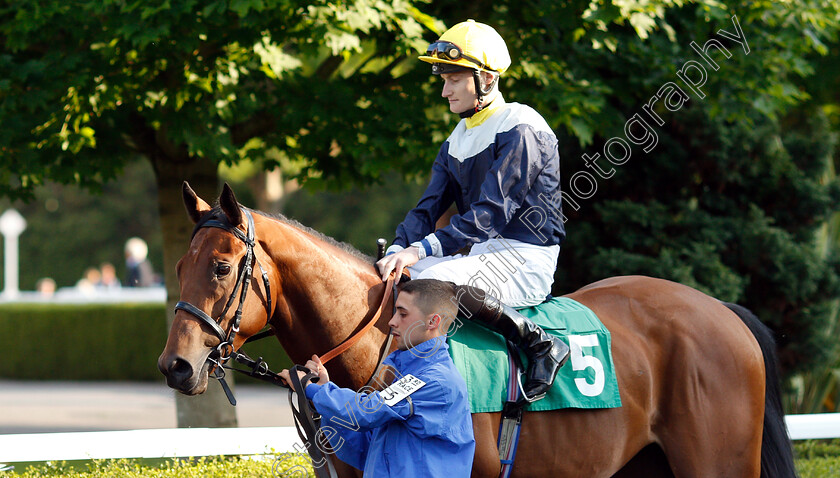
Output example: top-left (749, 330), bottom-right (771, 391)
top-left (0, 0), bottom-right (443, 427)
top-left (782, 11), bottom-right (840, 412)
top-left (285, 0), bottom-right (840, 377)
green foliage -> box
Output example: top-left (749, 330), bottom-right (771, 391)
top-left (532, 2), bottom-right (840, 376)
top-left (0, 303), bottom-right (170, 381)
top-left (0, 303), bottom-right (291, 382)
top-left (0, 0), bottom-right (441, 200)
top-left (786, 315), bottom-right (840, 413)
top-left (797, 456), bottom-right (840, 477)
top-left (559, 105), bottom-right (840, 376)
top-left (0, 456), bottom-right (314, 478)
top-left (796, 438), bottom-right (840, 460)
top-left (2, 450), bottom-right (838, 477)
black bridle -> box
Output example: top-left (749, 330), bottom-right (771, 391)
top-left (174, 208), bottom-right (277, 399)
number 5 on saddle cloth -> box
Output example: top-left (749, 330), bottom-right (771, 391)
top-left (447, 297), bottom-right (622, 476)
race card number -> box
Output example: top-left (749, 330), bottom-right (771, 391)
top-left (381, 374), bottom-right (426, 406)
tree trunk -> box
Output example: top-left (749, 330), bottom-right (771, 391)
top-left (248, 168), bottom-right (300, 215)
top-left (151, 154), bottom-right (238, 428)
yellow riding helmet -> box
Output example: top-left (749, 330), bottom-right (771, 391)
top-left (419, 20), bottom-right (511, 75)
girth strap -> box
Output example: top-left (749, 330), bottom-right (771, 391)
top-left (498, 341), bottom-right (528, 476)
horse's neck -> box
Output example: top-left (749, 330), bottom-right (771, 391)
top-left (255, 214), bottom-right (387, 388)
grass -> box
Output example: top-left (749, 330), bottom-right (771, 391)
top-left (1, 442), bottom-right (839, 477)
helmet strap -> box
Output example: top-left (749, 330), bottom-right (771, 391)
top-left (473, 70), bottom-right (484, 110)
top-left (465, 70), bottom-right (499, 117)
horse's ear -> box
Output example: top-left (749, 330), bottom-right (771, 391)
top-left (219, 183), bottom-right (243, 226)
top-left (183, 181), bottom-right (212, 224)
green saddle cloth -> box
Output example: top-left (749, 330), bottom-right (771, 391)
top-left (447, 297), bottom-right (622, 413)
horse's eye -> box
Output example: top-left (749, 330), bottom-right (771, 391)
top-left (215, 263), bottom-right (232, 277)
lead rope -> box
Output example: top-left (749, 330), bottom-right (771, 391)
top-left (286, 239), bottom-right (394, 475)
top-left (287, 365), bottom-right (339, 478)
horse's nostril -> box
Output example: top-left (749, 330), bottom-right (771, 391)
top-left (169, 358), bottom-right (194, 381)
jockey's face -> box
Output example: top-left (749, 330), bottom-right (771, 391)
top-left (441, 71), bottom-right (477, 114)
top-left (389, 292), bottom-right (440, 350)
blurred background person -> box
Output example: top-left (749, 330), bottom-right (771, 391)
top-left (124, 237), bottom-right (155, 287)
top-left (76, 267), bottom-right (101, 294)
top-left (99, 262), bottom-right (121, 290)
top-left (35, 277), bottom-right (56, 297)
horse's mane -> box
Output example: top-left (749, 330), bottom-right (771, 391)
top-left (194, 205), bottom-right (374, 264)
top-left (258, 210), bottom-right (375, 263)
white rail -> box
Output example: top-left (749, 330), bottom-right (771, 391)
top-left (785, 413), bottom-right (840, 440)
top-left (0, 415), bottom-right (838, 463)
top-left (0, 427), bottom-right (299, 463)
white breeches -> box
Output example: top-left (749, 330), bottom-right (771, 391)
top-left (408, 237), bottom-right (560, 308)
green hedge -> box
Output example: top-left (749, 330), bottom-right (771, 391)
top-left (796, 439), bottom-right (840, 477)
top-left (1, 451), bottom-right (838, 478)
top-left (1, 455), bottom-right (314, 477)
top-left (0, 304), bottom-right (292, 383)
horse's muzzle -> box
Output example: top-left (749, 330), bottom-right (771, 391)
top-left (158, 355), bottom-right (209, 395)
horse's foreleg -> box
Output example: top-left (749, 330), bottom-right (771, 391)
top-left (471, 413), bottom-right (502, 478)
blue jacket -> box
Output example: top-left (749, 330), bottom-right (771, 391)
top-left (305, 338), bottom-right (475, 477)
top-left (392, 97), bottom-right (565, 257)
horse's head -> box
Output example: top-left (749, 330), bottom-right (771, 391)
top-left (158, 182), bottom-right (273, 395)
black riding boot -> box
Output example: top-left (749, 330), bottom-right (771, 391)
top-left (453, 284), bottom-right (570, 401)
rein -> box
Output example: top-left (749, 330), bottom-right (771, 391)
top-left (320, 278), bottom-right (395, 364)
top-left (287, 365), bottom-right (339, 478)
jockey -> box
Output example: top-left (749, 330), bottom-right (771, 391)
top-left (376, 20), bottom-right (569, 401)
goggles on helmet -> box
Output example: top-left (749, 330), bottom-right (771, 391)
top-left (425, 41), bottom-right (495, 72)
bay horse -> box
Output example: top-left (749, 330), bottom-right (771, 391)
top-left (158, 183), bottom-right (796, 478)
